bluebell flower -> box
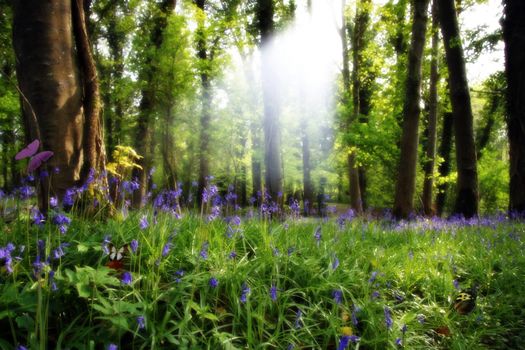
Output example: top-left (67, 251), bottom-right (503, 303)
top-left (52, 213), bottom-right (72, 233)
top-left (137, 315), bottom-right (146, 330)
top-left (108, 344), bottom-right (118, 350)
top-left (332, 256), bottom-right (340, 270)
top-left (395, 338), bottom-right (402, 346)
top-left (199, 242), bottom-right (209, 260)
top-left (49, 196), bottom-right (58, 208)
top-left (270, 285), bottom-right (278, 302)
top-left (139, 216), bottom-right (149, 230)
top-left (52, 243), bottom-right (69, 260)
top-left (401, 324), bottom-right (407, 334)
top-left (121, 272), bottom-right (132, 285)
top-left (294, 309), bottom-right (302, 329)
top-left (314, 226), bottom-right (321, 246)
top-left (369, 271), bottom-right (378, 284)
top-left (351, 305), bottom-right (360, 326)
top-left (174, 269), bottom-right (184, 283)
top-left (240, 283), bottom-right (250, 304)
top-left (229, 251), bottom-right (237, 259)
top-left (338, 335), bottom-right (360, 350)
top-left (371, 290), bottom-right (380, 299)
top-left (384, 306), bottom-right (393, 330)
top-left (130, 239), bottom-right (139, 254)
top-left (16, 345), bottom-right (28, 350)
top-left (209, 277), bottom-right (219, 288)
top-left (453, 279), bottom-right (460, 290)
top-left (162, 243), bottom-right (172, 257)
top-left (332, 289), bottom-right (343, 304)
top-left (31, 208), bottom-right (45, 227)
top-left (417, 314), bottom-right (425, 324)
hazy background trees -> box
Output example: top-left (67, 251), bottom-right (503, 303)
top-left (1, 0), bottom-right (517, 217)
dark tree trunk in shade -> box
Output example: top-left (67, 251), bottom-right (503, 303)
top-left (392, 0), bottom-right (431, 219)
top-left (13, 0), bottom-right (105, 213)
top-left (196, 0), bottom-right (212, 207)
top-left (422, 0), bottom-right (440, 216)
top-left (476, 99), bottom-right (498, 160)
top-left (341, 0), bottom-right (362, 213)
top-left (257, 0), bottom-right (283, 202)
top-left (353, 0), bottom-right (372, 210)
top-left (131, 0), bottom-right (175, 208)
top-left (503, 0), bottom-right (525, 213)
top-left (436, 111), bottom-right (453, 216)
top-left (438, 0), bottom-right (479, 218)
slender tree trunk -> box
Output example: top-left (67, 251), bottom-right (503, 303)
top-left (393, 0), bottom-right (431, 219)
top-left (436, 111), bottom-right (453, 215)
top-left (438, 0), bottom-right (479, 218)
top-left (257, 0), bottom-right (283, 201)
top-left (72, 0), bottom-right (105, 183)
top-left (251, 122), bottom-right (262, 201)
top-left (341, 0), bottom-right (362, 213)
top-left (503, 0), bottom-right (525, 213)
top-left (196, 0), bottom-right (212, 207)
top-left (131, 0), bottom-right (175, 208)
top-left (476, 98), bottom-right (498, 160)
top-left (422, 0), bottom-right (439, 216)
top-left (301, 118), bottom-right (314, 215)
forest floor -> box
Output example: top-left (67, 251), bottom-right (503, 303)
top-left (0, 203), bottom-right (524, 349)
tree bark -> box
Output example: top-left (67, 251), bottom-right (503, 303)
top-left (131, 0), bottom-right (175, 208)
top-left (341, 0), bottom-right (363, 213)
top-left (257, 0), bottom-right (283, 202)
top-left (438, 0), bottom-right (479, 218)
top-left (436, 111), bottom-right (453, 216)
top-left (196, 0), bottom-right (212, 207)
top-left (13, 0), bottom-right (86, 211)
top-left (503, 0), bottom-right (525, 213)
top-left (393, 0), bottom-right (431, 219)
top-left (422, 0), bottom-right (439, 216)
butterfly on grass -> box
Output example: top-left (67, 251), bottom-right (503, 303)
top-left (454, 286), bottom-right (477, 315)
top-left (15, 139), bottom-right (54, 173)
top-left (106, 243), bottom-right (129, 270)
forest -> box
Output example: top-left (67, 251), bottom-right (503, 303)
top-left (0, 0), bottom-right (524, 349)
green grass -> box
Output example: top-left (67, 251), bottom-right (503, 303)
top-left (0, 209), bottom-right (524, 349)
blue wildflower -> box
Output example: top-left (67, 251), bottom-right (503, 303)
top-left (351, 305), bottom-right (360, 326)
top-left (229, 251), bottom-right (237, 259)
top-left (209, 277), bottom-right (219, 288)
top-left (52, 243), bottom-right (69, 260)
top-left (31, 208), bottom-right (45, 227)
top-left (130, 239), bottom-right (139, 254)
top-left (139, 216), bottom-right (149, 230)
top-left (52, 213), bottom-right (72, 233)
top-left (395, 338), bottom-right (402, 346)
top-left (314, 226), bottom-right (321, 246)
top-left (369, 271), bottom-right (378, 284)
top-left (338, 335), bottom-right (360, 350)
top-left (294, 309), bottom-right (302, 329)
top-left (332, 289), bottom-right (343, 304)
top-left (121, 271), bottom-right (132, 285)
top-left (332, 255), bottom-right (340, 270)
top-left (384, 306), bottom-right (393, 330)
top-left (240, 283), bottom-right (250, 304)
top-left (49, 196), bottom-right (58, 208)
top-left (162, 243), bottom-right (172, 257)
top-left (270, 285), bottom-right (278, 302)
top-left (137, 315), bottom-right (145, 330)
top-left (417, 314), bottom-right (426, 324)
top-left (199, 242), bottom-right (209, 260)
top-left (453, 279), bottom-right (460, 290)
top-left (108, 344), bottom-right (118, 350)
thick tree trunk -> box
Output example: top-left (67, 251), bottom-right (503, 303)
top-left (13, 0), bottom-right (85, 211)
top-left (503, 0), bottom-right (525, 213)
top-left (436, 111), bottom-right (453, 216)
top-left (438, 0), bottom-right (479, 218)
top-left (422, 0), bottom-right (439, 216)
top-left (258, 0), bottom-right (283, 201)
top-left (393, 0), bottom-right (430, 219)
top-left (341, 0), bottom-right (362, 213)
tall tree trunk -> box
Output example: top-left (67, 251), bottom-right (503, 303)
top-left (503, 0), bottom-right (525, 213)
top-left (301, 118), bottom-right (314, 215)
top-left (393, 0), bottom-right (431, 219)
top-left (422, 0), bottom-right (439, 216)
top-left (341, 0), bottom-right (362, 213)
top-left (196, 0), bottom-right (212, 207)
top-left (438, 0), bottom-right (479, 218)
top-left (476, 98), bottom-right (498, 160)
top-left (353, 0), bottom-right (372, 210)
top-left (436, 111), bottom-right (453, 216)
top-left (131, 0), bottom-right (175, 208)
top-left (13, 0), bottom-right (105, 212)
top-left (251, 122), bottom-right (262, 202)
top-left (257, 0), bottom-right (283, 201)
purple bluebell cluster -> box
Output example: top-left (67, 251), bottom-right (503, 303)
top-left (0, 243), bottom-right (16, 273)
top-left (240, 283), bottom-right (250, 304)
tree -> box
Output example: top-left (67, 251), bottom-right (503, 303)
top-left (341, 0), bottom-right (362, 213)
top-left (502, 0), bottom-right (525, 213)
top-left (257, 0), bottom-right (283, 202)
top-left (392, 0), bottom-right (431, 219)
top-left (13, 0), bottom-right (105, 212)
top-left (131, 0), bottom-right (176, 208)
top-left (422, 0), bottom-right (439, 216)
top-left (438, 0), bottom-right (479, 218)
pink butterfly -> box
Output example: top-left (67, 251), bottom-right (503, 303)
top-left (15, 140), bottom-right (54, 173)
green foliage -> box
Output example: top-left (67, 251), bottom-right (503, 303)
top-left (1, 206), bottom-right (524, 348)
